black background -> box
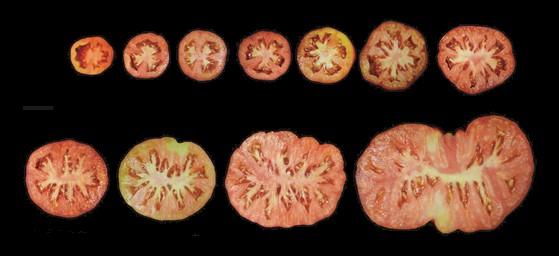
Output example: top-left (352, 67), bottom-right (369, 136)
top-left (12, 0), bottom-right (553, 247)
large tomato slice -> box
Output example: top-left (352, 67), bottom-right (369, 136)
top-left (178, 30), bottom-right (227, 81)
top-left (360, 21), bottom-right (428, 90)
top-left (356, 115), bottom-right (533, 233)
top-left (238, 31), bottom-right (291, 81)
top-left (25, 140), bottom-right (108, 218)
top-left (438, 26), bottom-right (515, 95)
top-left (70, 36), bottom-right (114, 75)
top-left (225, 131), bottom-right (346, 228)
top-left (118, 137), bottom-right (216, 221)
top-left (123, 33), bottom-right (170, 79)
top-left (297, 27), bottom-right (355, 84)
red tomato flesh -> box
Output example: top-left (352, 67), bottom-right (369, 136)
top-left (438, 26), bottom-right (515, 94)
top-left (238, 31), bottom-right (291, 81)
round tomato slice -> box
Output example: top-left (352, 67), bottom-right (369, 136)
top-left (438, 26), bottom-right (515, 95)
top-left (297, 27), bottom-right (355, 84)
top-left (360, 21), bottom-right (428, 90)
top-left (25, 140), bottom-right (108, 218)
top-left (70, 36), bottom-right (114, 75)
top-left (118, 137), bottom-right (215, 221)
top-left (225, 131), bottom-right (346, 228)
top-left (238, 31), bottom-right (291, 81)
top-left (123, 33), bottom-right (170, 79)
top-left (356, 115), bottom-right (533, 233)
top-left (178, 30), bottom-right (227, 81)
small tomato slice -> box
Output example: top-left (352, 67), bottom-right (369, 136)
top-left (118, 137), bottom-right (216, 221)
top-left (178, 30), bottom-right (227, 81)
top-left (123, 33), bottom-right (170, 79)
top-left (297, 27), bottom-right (355, 84)
top-left (360, 21), bottom-right (428, 90)
top-left (438, 26), bottom-right (515, 94)
top-left (70, 36), bottom-right (114, 75)
top-left (225, 131), bottom-right (346, 228)
top-left (356, 115), bottom-right (533, 233)
top-left (238, 31), bottom-right (291, 81)
top-left (26, 140), bottom-right (108, 218)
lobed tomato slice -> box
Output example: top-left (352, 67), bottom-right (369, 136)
top-left (238, 31), bottom-right (291, 81)
top-left (438, 26), bottom-right (515, 95)
top-left (356, 116), bottom-right (533, 233)
top-left (297, 27), bottom-right (355, 84)
top-left (360, 21), bottom-right (428, 90)
top-left (178, 30), bottom-right (227, 81)
top-left (70, 36), bottom-right (114, 75)
top-left (225, 131), bottom-right (346, 228)
top-left (25, 140), bottom-right (108, 218)
top-left (118, 137), bottom-right (216, 221)
top-left (123, 33), bottom-right (170, 79)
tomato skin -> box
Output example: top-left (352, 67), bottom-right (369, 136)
top-left (356, 116), bottom-right (533, 233)
top-left (225, 131), bottom-right (346, 228)
top-left (359, 21), bottom-right (428, 90)
top-left (437, 26), bottom-right (515, 95)
top-left (25, 140), bottom-right (108, 218)
top-left (118, 137), bottom-right (216, 221)
top-left (238, 31), bottom-right (291, 81)
top-left (123, 33), bottom-right (170, 79)
top-left (178, 30), bottom-right (227, 81)
top-left (297, 27), bottom-right (355, 84)
top-left (70, 36), bottom-right (114, 75)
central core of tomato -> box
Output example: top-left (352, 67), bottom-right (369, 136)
top-left (387, 130), bottom-right (517, 215)
top-left (75, 43), bottom-right (108, 68)
top-left (238, 144), bottom-right (335, 218)
top-left (304, 33), bottom-right (346, 75)
top-left (377, 39), bottom-right (416, 78)
top-left (313, 44), bottom-right (337, 67)
top-left (453, 48), bottom-right (496, 68)
top-left (185, 41), bottom-right (219, 70)
top-left (246, 39), bottom-right (285, 74)
top-left (127, 152), bottom-right (207, 209)
top-left (131, 40), bottom-right (161, 71)
top-left (35, 153), bottom-right (99, 203)
top-left (444, 37), bottom-right (507, 80)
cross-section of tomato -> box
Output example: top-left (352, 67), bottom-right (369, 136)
top-left (70, 36), bottom-right (114, 75)
top-left (225, 131), bottom-right (346, 228)
top-left (178, 30), bottom-right (227, 81)
top-left (438, 26), bottom-right (515, 95)
top-left (238, 31), bottom-right (291, 81)
top-left (118, 137), bottom-right (215, 221)
top-left (25, 140), bottom-right (108, 218)
top-left (297, 27), bottom-right (355, 84)
top-left (360, 21), bottom-right (428, 90)
top-left (123, 33), bottom-right (170, 79)
top-left (356, 115), bottom-right (533, 233)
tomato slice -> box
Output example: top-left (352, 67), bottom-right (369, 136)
top-left (297, 27), bottom-right (355, 84)
top-left (356, 116), bottom-right (533, 233)
top-left (238, 31), bottom-right (291, 81)
top-left (123, 33), bottom-right (170, 79)
top-left (70, 36), bottom-right (114, 75)
top-left (25, 140), bottom-right (108, 218)
top-left (438, 26), bottom-right (515, 94)
top-left (225, 131), bottom-right (346, 228)
top-left (118, 137), bottom-right (215, 221)
top-left (359, 21), bottom-right (428, 90)
top-left (178, 30), bottom-right (227, 81)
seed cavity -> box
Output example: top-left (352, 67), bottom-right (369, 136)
top-left (426, 175), bottom-right (440, 187)
top-left (474, 181), bottom-right (493, 215)
top-left (397, 180), bottom-right (409, 208)
top-left (505, 177), bottom-right (516, 192)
